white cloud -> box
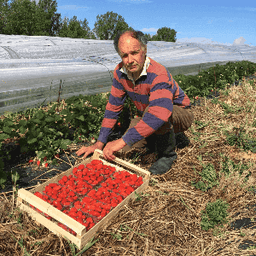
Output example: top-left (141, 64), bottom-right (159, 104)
top-left (233, 37), bottom-right (246, 45)
top-left (58, 5), bottom-right (89, 11)
top-left (141, 28), bottom-right (158, 33)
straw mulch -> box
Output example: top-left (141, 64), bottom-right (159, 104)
top-left (0, 76), bottom-right (256, 256)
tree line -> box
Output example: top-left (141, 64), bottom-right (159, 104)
top-left (0, 0), bottom-right (177, 42)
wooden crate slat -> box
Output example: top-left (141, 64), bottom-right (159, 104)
top-left (17, 188), bottom-right (86, 235)
top-left (17, 199), bottom-right (82, 247)
top-left (93, 149), bottom-right (150, 175)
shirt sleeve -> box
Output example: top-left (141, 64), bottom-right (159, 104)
top-left (97, 75), bottom-right (127, 144)
top-left (122, 74), bottom-right (175, 147)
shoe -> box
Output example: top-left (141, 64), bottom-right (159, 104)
top-left (149, 128), bottom-right (177, 175)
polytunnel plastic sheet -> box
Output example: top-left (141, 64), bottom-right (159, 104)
top-left (0, 34), bottom-right (256, 115)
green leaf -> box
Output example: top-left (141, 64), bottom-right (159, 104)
top-left (60, 109), bottom-right (70, 115)
top-left (19, 120), bottom-right (27, 127)
top-left (19, 126), bottom-right (27, 134)
top-left (27, 138), bottom-right (37, 144)
top-left (35, 110), bottom-right (45, 120)
top-left (76, 115), bottom-right (85, 121)
top-left (45, 116), bottom-right (55, 122)
top-left (3, 126), bottom-right (12, 135)
top-left (3, 119), bottom-right (14, 127)
top-left (60, 139), bottom-right (71, 150)
top-left (0, 133), bottom-right (9, 141)
top-left (31, 118), bottom-right (41, 124)
top-left (55, 115), bottom-right (62, 122)
top-left (37, 132), bottom-right (43, 139)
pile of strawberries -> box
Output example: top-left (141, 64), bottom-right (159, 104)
top-left (29, 159), bottom-right (143, 236)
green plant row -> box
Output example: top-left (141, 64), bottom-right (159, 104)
top-left (175, 60), bottom-right (256, 100)
top-left (0, 60), bottom-right (255, 189)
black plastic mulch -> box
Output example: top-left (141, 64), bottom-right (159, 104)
top-left (1, 75), bottom-right (256, 253)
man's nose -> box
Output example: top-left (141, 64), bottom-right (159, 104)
top-left (128, 54), bottom-right (133, 63)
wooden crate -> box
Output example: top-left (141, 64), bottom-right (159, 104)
top-left (16, 149), bottom-right (150, 249)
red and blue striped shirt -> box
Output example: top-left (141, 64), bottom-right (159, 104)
top-left (97, 57), bottom-right (191, 147)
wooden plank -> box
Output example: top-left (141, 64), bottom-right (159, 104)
top-left (17, 189), bottom-right (86, 236)
top-left (93, 149), bottom-right (150, 176)
top-left (17, 200), bottom-right (82, 247)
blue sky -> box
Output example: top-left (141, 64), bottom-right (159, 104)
top-left (50, 0), bottom-right (255, 46)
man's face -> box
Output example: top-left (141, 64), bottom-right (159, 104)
top-left (118, 34), bottom-right (147, 78)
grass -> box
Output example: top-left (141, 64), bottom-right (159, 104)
top-left (0, 75), bottom-right (256, 255)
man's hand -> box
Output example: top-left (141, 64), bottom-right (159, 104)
top-left (76, 141), bottom-right (104, 159)
top-left (103, 138), bottom-right (126, 161)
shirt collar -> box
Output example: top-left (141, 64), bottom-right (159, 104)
top-left (120, 56), bottom-right (150, 81)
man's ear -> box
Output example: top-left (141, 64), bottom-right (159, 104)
top-left (143, 45), bottom-right (147, 55)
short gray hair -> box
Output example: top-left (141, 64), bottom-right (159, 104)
top-left (114, 30), bottom-right (147, 54)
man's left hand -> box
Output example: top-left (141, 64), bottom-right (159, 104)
top-left (103, 138), bottom-right (126, 161)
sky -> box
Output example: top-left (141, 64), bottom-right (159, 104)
top-left (50, 0), bottom-right (256, 47)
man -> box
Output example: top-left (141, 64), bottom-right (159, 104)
top-left (76, 30), bottom-right (194, 175)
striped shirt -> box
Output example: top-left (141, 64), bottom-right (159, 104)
top-left (97, 56), bottom-right (191, 147)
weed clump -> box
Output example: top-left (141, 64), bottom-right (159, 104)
top-left (201, 199), bottom-right (229, 231)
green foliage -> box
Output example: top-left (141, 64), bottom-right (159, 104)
top-left (0, 0), bottom-right (10, 34)
top-left (173, 60), bottom-right (256, 100)
top-left (224, 126), bottom-right (256, 153)
top-left (152, 27), bottom-right (177, 42)
top-left (220, 155), bottom-right (250, 176)
top-left (93, 11), bottom-right (132, 40)
top-left (143, 33), bottom-right (152, 42)
top-left (201, 199), bottom-right (229, 231)
top-left (58, 16), bottom-right (92, 39)
top-left (1, 0), bottom-right (61, 36)
top-left (191, 162), bottom-right (219, 192)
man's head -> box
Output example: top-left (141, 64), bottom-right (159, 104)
top-left (114, 30), bottom-right (147, 78)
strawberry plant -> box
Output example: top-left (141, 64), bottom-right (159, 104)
top-left (191, 163), bottom-right (219, 192)
top-left (224, 126), bottom-right (256, 153)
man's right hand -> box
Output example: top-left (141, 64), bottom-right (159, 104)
top-left (76, 141), bottom-right (104, 159)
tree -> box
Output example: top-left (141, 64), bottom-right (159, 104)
top-left (57, 15), bottom-right (92, 39)
top-left (68, 16), bottom-right (90, 38)
top-left (152, 27), bottom-right (177, 42)
top-left (144, 33), bottom-right (152, 42)
top-left (3, 0), bottom-right (38, 35)
top-left (34, 0), bottom-right (60, 36)
top-left (1, 0), bottom-right (61, 36)
top-left (93, 11), bottom-right (132, 40)
top-left (57, 16), bottom-right (70, 37)
top-left (0, 0), bottom-right (11, 34)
